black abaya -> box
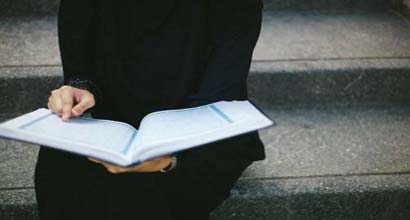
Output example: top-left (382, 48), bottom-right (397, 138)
top-left (35, 0), bottom-right (266, 219)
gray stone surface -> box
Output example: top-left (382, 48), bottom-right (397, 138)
top-left (250, 57), bottom-right (410, 73)
top-left (243, 105), bottom-right (410, 179)
top-left (1, 13), bottom-right (409, 110)
top-left (0, 189), bottom-right (37, 220)
top-left (0, 66), bottom-right (62, 114)
top-left (2, 11), bottom-right (410, 67)
top-left (1, 61), bottom-right (410, 114)
top-left (0, 16), bottom-right (59, 67)
top-left (0, 139), bottom-right (38, 189)
top-left (254, 11), bottom-right (410, 61)
top-left (2, 105), bottom-right (410, 189)
top-left (2, 175), bottom-right (410, 220)
top-left (212, 174), bottom-right (410, 220)
top-left (263, 0), bottom-right (398, 11)
top-left (248, 59), bottom-right (410, 107)
top-left (0, 0), bottom-right (59, 16)
top-left (1, 105), bottom-right (410, 219)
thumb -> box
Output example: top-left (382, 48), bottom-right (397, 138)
top-left (72, 91), bottom-right (95, 116)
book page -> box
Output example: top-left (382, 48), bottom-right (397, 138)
top-left (131, 101), bottom-right (274, 161)
top-left (134, 103), bottom-right (236, 148)
top-left (3, 109), bottom-right (137, 154)
top-left (1, 102), bottom-right (273, 165)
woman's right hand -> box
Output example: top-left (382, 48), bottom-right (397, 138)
top-left (47, 85), bottom-right (95, 121)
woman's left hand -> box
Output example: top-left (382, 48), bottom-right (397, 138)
top-left (89, 155), bottom-right (172, 174)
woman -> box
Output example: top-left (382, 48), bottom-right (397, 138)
top-left (35, 0), bottom-right (265, 219)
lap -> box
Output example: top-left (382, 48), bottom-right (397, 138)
top-left (35, 138), bottom-right (253, 220)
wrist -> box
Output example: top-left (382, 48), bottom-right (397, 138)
top-left (67, 77), bottom-right (100, 97)
top-left (66, 76), bottom-right (102, 113)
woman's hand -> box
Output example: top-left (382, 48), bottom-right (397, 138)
top-left (47, 85), bottom-right (95, 121)
top-left (88, 155), bottom-right (172, 174)
top-left (49, 86), bottom-right (172, 173)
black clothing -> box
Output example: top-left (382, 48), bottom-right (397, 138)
top-left (35, 0), bottom-right (265, 219)
top-left (36, 138), bottom-right (254, 220)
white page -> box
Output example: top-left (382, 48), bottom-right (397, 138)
top-left (133, 100), bottom-right (274, 161)
top-left (1, 101), bottom-right (273, 165)
top-left (135, 103), bottom-right (235, 148)
top-left (2, 109), bottom-right (137, 154)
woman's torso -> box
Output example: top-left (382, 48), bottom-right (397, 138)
top-left (92, 0), bottom-right (209, 126)
top-left (70, 0), bottom-right (266, 162)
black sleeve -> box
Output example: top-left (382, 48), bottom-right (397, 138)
top-left (184, 0), bottom-right (263, 107)
top-left (174, 0), bottom-right (265, 172)
top-left (58, 0), bottom-right (102, 110)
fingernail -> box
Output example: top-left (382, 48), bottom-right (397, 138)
top-left (62, 114), bottom-right (69, 121)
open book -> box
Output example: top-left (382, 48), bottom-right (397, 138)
top-left (0, 100), bottom-right (273, 166)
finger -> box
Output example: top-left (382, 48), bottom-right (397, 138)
top-left (48, 92), bottom-right (63, 116)
top-left (106, 167), bottom-right (121, 174)
top-left (129, 159), bottom-right (166, 173)
top-left (47, 96), bottom-right (53, 110)
top-left (60, 88), bottom-right (74, 121)
top-left (88, 158), bottom-right (126, 173)
top-left (102, 163), bottom-right (126, 174)
top-left (72, 91), bottom-right (95, 116)
top-left (88, 157), bottom-right (103, 164)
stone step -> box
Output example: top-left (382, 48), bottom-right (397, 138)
top-left (0, 66), bottom-right (61, 114)
top-left (1, 11), bottom-right (410, 113)
top-left (263, 0), bottom-right (401, 11)
top-left (3, 175), bottom-right (409, 220)
top-left (0, 0), bottom-right (403, 16)
top-left (213, 175), bottom-right (410, 220)
top-left (2, 61), bottom-right (410, 115)
top-left (1, 104), bottom-right (410, 219)
top-left (3, 12), bottom-right (410, 67)
top-left (2, 175), bottom-right (410, 220)
top-left (0, 0), bottom-right (59, 17)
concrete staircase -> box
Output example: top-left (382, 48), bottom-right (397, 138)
top-left (1, 0), bottom-right (410, 219)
